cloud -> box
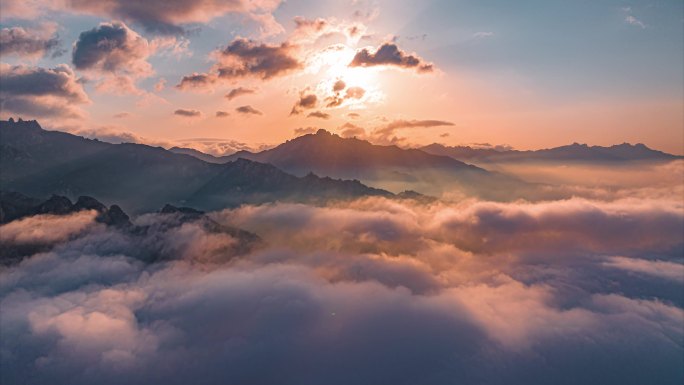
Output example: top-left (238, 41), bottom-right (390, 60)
top-left (603, 256), bottom-right (684, 282)
top-left (5, 0), bottom-right (283, 35)
top-left (72, 126), bottom-right (171, 147)
top-left (332, 79), bottom-right (346, 92)
top-left (72, 21), bottom-right (155, 94)
top-left (290, 16), bottom-right (367, 44)
top-left (290, 92), bottom-right (317, 115)
top-left (622, 7), bottom-right (646, 29)
top-left (1, 191), bottom-right (682, 384)
top-left (345, 86), bottom-right (365, 99)
top-left (0, 211), bottom-right (98, 245)
top-left (176, 72), bottom-right (216, 90)
top-left (0, 25), bottom-right (62, 59)
top-left (0, 63), bottom-right (90, 119)
top-left (173, 137), bottom-right (270, 156)
top-left (371, 119), bottom-right (454, 145)
top-left (215, 111), bottom-right (230, 118)
top-left (174, 109), bottom-right (201, 117)
top-left (235, 105), bottom-right (262, 115)
top-left (339, 122), bottom-right (366, 138)
top-left (625, 15), bottom-right (646, 28)
top-left (307, 111), bottom-right (331, 119)
top-left (177, 38), bottom-right (301, 91)
top-left (225, 87), bottom-right (255, 100)
top-left (472, 31), bottom-right (494, 39)
top-left (349, 43), bottom-right (434, 73)
top-left (293, 126), bottom-right (318, 136)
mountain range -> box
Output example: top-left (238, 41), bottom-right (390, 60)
top-left (419, 142), bottom-right (682, 163)
top-left (0, 120), bottom-right (392, 212)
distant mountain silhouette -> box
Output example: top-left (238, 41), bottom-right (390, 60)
top-left (420, 142), bottom-right (682, 163)
top-left (169, 147), bottom-right (234, 164)
top-left (0, 191), bottom-right (262, 265)
top-left (223, 129), bottom-right (485, 178)
top-left (0, 120), bottom-right (392, 212)
top-left (0, 191), bottom-right (130, 227)
top-left (217, 129), bottom-right (530, 199)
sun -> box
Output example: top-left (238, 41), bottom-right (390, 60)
top-left (310, 45), bottom-right (379, 90)
top-left (307, 44), bottom-right (383, 109)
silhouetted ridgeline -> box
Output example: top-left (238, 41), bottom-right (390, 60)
top-left (0, 120), bottom-right (395, 213)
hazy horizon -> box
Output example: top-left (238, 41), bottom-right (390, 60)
top-left (1, 0), bottom-right (682, 154)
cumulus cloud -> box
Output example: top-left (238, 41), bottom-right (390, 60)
top-left (225, 87), bottom-right (255, 100)
top-left (0, 63), bottom-right (90, 119)
top-left (0, 25), bottom-right (62, 59)
top-left (215, 111), bottom-right (230, 118)
top-left (1, 191), bottom-right (682, 384)
top-left (174, 109), bottom-right (201, 117)
top-left (72, 21), bottom-right (156, 95)
top-left (177, 38), bottom-right (301, 90)
top-left (235, 105), bottom-right (262, 115)
top-left (349, 43), bottom-right (434, 73)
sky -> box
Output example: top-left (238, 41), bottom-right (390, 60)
top-left (1, 0), bottom-right (683, 154)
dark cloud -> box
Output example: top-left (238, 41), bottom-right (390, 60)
top-left (0, 26), bottom-right (62, 59)
top-left (40, 0), bottom-right (283, 35)
top-left (350, 43), bottom-right (434, 73)
top-left (174, 109), bottom-right (201, 117)
top-left (307, 111), bottom-right (331, 119)
top-left (72, 21), bottom-right (152, 75)
top-left (225, 87), bottom-right (255, 100)
top-left (177, 38), bottom-right (301, 91)
top-left (71, 21), bottom-right (155, 95)
top-left (176, 72), bottom-right (216, 90)
top-left (216, 38), bottom-right (301, 80)
top-left (290, 93), bottom-right (317, 115)
top-left (215, 111), bottom-right (230, 118)
top-left (0, 63), bottom-right (90, 119)
top-left (235, 105), bottom-right (262, 115)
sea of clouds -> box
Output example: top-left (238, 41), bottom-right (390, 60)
top-left (1, 172), bottom-right (683, 384)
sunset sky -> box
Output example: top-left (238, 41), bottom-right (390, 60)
top-left (1, 0), bottom-right (682, 154)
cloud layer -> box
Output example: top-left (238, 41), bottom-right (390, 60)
top-left (1, 190), bottom-right (682, 385)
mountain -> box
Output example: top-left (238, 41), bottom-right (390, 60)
top-left (0, 191), bottom-right (131, 226)
top-left (218, 129), bottom-right (528, 199)
top-left (223, 129), bottom-right (485, 177)
top-left (420, 142), bottom-right (682, 163)
top-left (0, 120), bottom-right (392, 212)
top-left (0, 192), bottom-right (262, 265)
top-left (169, 146), bottom-right (234, 164)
